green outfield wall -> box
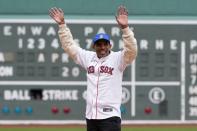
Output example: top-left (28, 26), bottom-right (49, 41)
top-left (0, 0), bottom-right (196, 16)
top-left (0, 19), bottom-right (197, 124)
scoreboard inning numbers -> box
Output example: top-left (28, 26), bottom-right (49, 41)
top-left (0, 19), bottom-right (197, 123)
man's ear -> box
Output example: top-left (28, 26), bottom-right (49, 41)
top-left (109, 44), bottom-right (112, 49)
top-left (91, 44), bottom-right (95, 49)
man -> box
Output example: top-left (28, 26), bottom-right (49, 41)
top-left (49, 5), bottom-right (137, 131)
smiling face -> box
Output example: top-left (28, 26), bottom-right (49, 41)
top-left (93, 39), bottom-right (111, 58)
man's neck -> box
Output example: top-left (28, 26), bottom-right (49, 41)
top-left (97, 51), bottom-right (111, 59)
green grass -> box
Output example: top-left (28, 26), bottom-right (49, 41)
top-left (1, 127), bottom-right (197, 131)
top-left (0, 128), bottom-right (85, 131)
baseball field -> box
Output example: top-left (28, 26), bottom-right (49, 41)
top-left (1, 125), bottom-right (197, 131)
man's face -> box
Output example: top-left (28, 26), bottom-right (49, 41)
top-left (93, 39), bottom-right (111, 58)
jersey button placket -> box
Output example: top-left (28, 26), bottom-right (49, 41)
top-left (94, 61), bottom-right (101, 119)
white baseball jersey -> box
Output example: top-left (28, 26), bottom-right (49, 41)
top-left (58, 24), bottom-right (137, 119)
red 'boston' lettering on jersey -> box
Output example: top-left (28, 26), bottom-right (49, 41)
top-left (100, 66), bottom-right (114, 75)
top-left (87, 66), bottom-right (95, 74)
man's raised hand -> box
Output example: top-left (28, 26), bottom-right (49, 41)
top-left (49, 7), bottom-right (65, 25)
top-left (115, 5), bottom-right (129, 29)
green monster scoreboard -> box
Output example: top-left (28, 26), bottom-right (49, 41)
top-left (0, 19), bottom-right (196, 124)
